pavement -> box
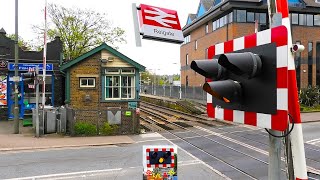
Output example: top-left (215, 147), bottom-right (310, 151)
top-left (0, 121), bottom-right (134, 152)
top-left (0, 111), bottom-right (318, 152)
top-left (301, 112), bottom-right (320, 123)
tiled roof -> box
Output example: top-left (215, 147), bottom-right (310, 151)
top-left (188, 14), bottom-right (197, 21)
top-left (0, 28), bottom-right (6, 34)
top-left (201, 0), bottom-right (215, 10)
top-left (303, 0), bottom-right (320, 7)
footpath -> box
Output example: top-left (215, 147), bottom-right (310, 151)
top-left (0, 121), bottom-right (134, 152)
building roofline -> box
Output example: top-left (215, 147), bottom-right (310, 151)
top-left (60, 43), bottom-right (146, 71)
top-left (182, 0), bottom-right (263, 35)
top-left (182, 0), bottom-right (320, 36)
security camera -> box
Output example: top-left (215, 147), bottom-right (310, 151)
top-left (292, 44), bottom-right (305, 53)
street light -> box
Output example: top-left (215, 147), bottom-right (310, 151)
top-left (171, 62), bottom-right (181, 99)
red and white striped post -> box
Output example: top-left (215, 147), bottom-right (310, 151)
top-left (42, 0), bottom-right (48, 107)
top-left (275, 0), bottom-right (308, 179)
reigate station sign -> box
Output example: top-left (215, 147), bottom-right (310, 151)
top-left (138, 4), bottom-right (184, 44)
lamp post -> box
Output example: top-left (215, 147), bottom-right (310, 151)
top-left (171, 62), bottom-right (181, 99)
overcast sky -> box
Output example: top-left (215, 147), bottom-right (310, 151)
top-left (0, 0), bottom-right (199, 75)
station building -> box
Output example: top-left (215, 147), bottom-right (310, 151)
top-left (180, 0), bottom-right (320, 89)
top-left (0, 28), bottom-right (64, 120)
top-left (60, 43), bottom-right (145, 134)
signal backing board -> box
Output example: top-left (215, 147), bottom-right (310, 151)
top-left (207, 25), bottom-right (289, 131)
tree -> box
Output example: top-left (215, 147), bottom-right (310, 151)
top-left (33, 3), bottom-right (126, 61)
top-left (6, 34), bottom-right (31, 51)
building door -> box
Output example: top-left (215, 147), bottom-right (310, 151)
top-left (316, 42), bottom-right (320, 87)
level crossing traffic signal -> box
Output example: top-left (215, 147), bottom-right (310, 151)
top-left (191, 25), bottom-right (290, 131)
top-left (191, 41), bottom-right (277, 114)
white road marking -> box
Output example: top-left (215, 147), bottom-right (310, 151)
top-left (6, 160), bottom-right (205, 180)
top-left (6, 168), bottom-right (123, 180)
top-left (306, 138), bottom-right (320, 145)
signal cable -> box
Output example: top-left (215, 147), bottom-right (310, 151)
top-left (265, 113), bottom-right (295, 138)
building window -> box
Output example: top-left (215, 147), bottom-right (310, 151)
top-left (236, 10), bottom-right (246, 22)
top-left (314, 15), bottom-right (320, 26)
top-left (80, 78), bottom-right (96, 88)
top-left (247, 12), bottom-right (255, 22)
top-left (308, 42), bottom-right (313, 86)
top-left (307, 14), bottom-right (313, 26)
top-left (212, 20), bottom-right (217, 31)
top-left (259, 13), bottom-right (267, 24)
top-left (195, 40), bottom-right (198, 50)
top-left (205, 23), bottom-right (209, 34)
top-left (299, 14), bottom-right (306, 25)
top-left (228, 12), bottom-right (233, 23)
top-left (292, 13), bottom-right (299, 24)
top-left (186, 54), bottom-right (189, 65)
top-left (205, 48), bottom-right (208, 59)
top-left (104, 68), bottom-right (135, 100)
top-left (184, 35), bottom-right (191, 44)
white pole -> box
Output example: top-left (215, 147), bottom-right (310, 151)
top-left (42, 0), bottom-right (47, 107)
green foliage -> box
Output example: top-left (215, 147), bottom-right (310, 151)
top-left (74, 122), bottom-right (97, 136)
top-left (300, 104), bottom-right (320, 112)
top-left (33, 3), bottom-right (126, 61)
top-left (299, 86), bottom-right (320, 107)
top-left (100, 122), bottom-right (119, 135)
top-left (6, 34), bottom-right (32, 51)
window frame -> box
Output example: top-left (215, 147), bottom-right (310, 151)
top-left (104, 69), bottom-right (136, 100)
top-left (307, 14), bottom-right (314, 26)
top-left (195, 40), bottom-right (198, 50)
top-left (186, 54), bottom-right (189, 65)
top-left (205, 23), bottom-right (209, 34)
top-left (236, 10), bottom-right (246, 23)
top-left (291, 13), bottom-right (299, 25)
top-left (79, 77), bottom-right (96, 88)
top-left (247, 12), bottom-right (255, 22)
top-left (299, 14), bottom-right (307, 25)
top-left (314, 15), bottom-right (320, 26)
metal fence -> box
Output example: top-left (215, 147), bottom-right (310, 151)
top-left (141, 85), bottom-right (206, 103)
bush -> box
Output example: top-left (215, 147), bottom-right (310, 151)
top-left (299, 86), bottom-right (320, 107)
top-left (100, 122), bottom-right (119, 135)
top-left (74, 122), bottom-right (97, 136)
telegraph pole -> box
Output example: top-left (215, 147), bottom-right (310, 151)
top-left (13, 0), bottom-right (19, 134)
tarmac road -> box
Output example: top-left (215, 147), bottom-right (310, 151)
top-left (0, 122), bottom-right (319, 180)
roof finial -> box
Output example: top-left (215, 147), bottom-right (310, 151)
top-left (0, 28), bottom-right (6, 35)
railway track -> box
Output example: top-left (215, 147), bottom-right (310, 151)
top-left (140, 101), bottom-right (231, 127)
top-left (139, 101), bottom-right (320, 179)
